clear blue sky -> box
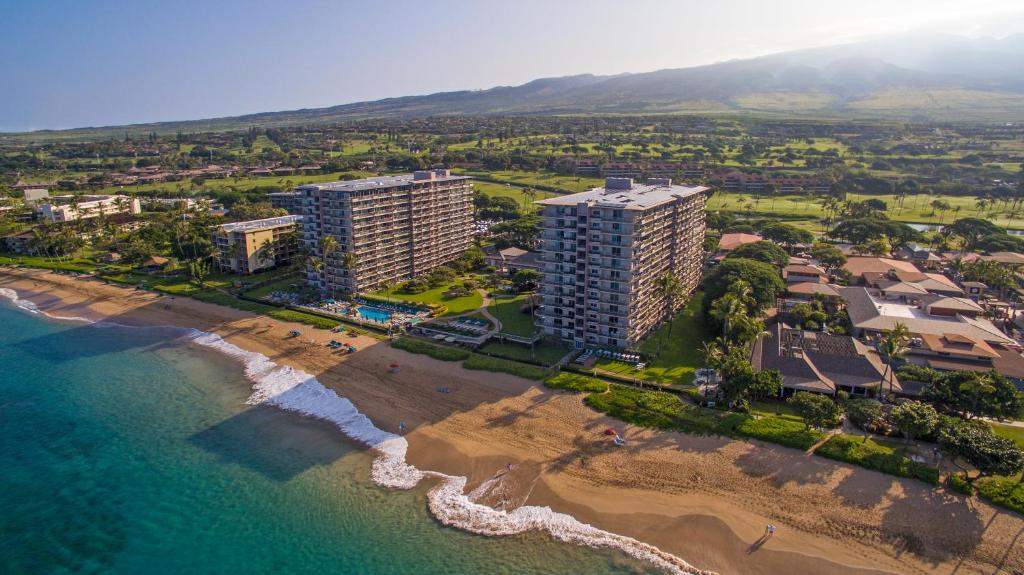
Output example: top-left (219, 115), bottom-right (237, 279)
top-left (2, 0), bottom-right (1022, 132)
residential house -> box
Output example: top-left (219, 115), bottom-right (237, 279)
top-left (717, 233), bottom-right (763, 252)
top-left (783, 264), bottom-right (828, 284)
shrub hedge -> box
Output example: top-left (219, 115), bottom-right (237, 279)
top-left (977, 477), bottom-right (1024, 514)
top-left (816, 435), bottom-right (940, 484)
top-left (462, 355), bottom-right (549, 380)
top-left (391, 337), bottom-right (471, 362)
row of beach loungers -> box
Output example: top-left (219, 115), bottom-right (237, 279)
top-left (450, 317), bottom-right (490, 333)
top-left (574, 349), bottom-right (642, 364)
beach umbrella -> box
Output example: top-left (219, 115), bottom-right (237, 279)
top-left (389, 363), bottom-right (400, 373)
top-left (603, 428), bottom-right (617, 436)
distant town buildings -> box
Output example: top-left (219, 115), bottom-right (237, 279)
top-left (536, 177), bottom-right (708, 349)
top-left (211, 215), bottom-right (301, 274)
top-left (22, 187), bottom-right (50, 204)
top-left (297, 170), bottom-right (474, 294)
top-left (39, 195), bottom-right (141, 223)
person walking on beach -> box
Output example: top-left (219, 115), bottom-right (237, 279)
top-left (767, 524), bottom-right (776, 537)
top-left (507, 463), bottom-right (513, 472)
top-left (399, 420), bottom-right (406, 433)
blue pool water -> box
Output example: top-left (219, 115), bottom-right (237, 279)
top-left (357, 305), bottom-right (392, 322)
top-left (0, 297), bottom-right (656, 574)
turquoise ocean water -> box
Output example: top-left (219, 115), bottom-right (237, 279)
top-left (0, 301), bottom-right (659, 575)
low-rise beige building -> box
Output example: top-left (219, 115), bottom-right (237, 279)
top-left (212, 215), bottom-right (301, 274)
top-left (40, 194), bottom-right (141, 222)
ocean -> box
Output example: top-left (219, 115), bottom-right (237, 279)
top-left (0, 295), bottom-right (666, 575)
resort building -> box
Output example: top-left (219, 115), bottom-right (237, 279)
top-left (297, 170), bottom-right (474, 294)
top-left (211, 215), bottom-right (301, 274)
top-left (840, 287), bottom-right (1014, 345)
top-left (39, 194), bottom-right (141, 223)
top-left (752, 322), bottom-right (893, 397)
top-left (535, 177), bottom-right (709, 349)
top-left (3, 229), bottom-right (37, 255)
top-left (268, 191), bottom-right (304, 215)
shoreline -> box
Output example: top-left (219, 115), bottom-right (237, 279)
top-left (2, 267), bottom-right (1020, 575)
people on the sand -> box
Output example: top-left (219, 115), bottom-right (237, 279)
top-left (767, 524), bottom-right (776, 537)
top-left (507, 463), bottom-right (513, 472)
top-left (399, 420), bottom-right (406, 432)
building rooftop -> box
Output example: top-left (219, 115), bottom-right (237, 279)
top-left (295, 171), bottom-right (469, 193)
top-left (535, 178), bottom-right (708, 210)
top-left (718, 233), bottom-right (763, 251)
top-left (843, 257), bottom-right (920, 277)
top-left (217, 215), bottom-right (301, 233)
top-left (841, 287), bottom-right (1014, 344)
top-left (751, 323), bottom-right (893, 394)
top-left (786, 282), bottom-right (841, 297)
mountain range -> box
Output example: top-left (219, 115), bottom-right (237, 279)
top-left (10, 33), bottom-right (1024, 140)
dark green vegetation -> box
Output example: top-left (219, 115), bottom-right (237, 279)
top-left (545, 375), bottom-right (937, 483)
top-left (815, 435), bottom-right (939, 484)
top-left (462, 355), bottom-right (549, 380)
top-left (389, 336), bottom-right (550, 380)
top-left (390, 337), bottom-right (471, 362)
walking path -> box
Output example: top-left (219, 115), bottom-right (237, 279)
top-left (474, 289), bottom-right (503, 334)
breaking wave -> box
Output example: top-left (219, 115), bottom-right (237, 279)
top-left (1, 286), bottom-right (713, 575)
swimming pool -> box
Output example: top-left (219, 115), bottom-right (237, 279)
top-left (357, 306), bottom-right (392, 323)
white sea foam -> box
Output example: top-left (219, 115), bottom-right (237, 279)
top-left (1, 286), bottom-right (713, 575)
top-left (0, 287), bottom-right (94, 323)
top-left (184, 330), bottom-right (714, 575)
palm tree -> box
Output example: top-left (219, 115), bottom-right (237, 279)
top-left (341, 251), bottom-right (357, 293)
top-left (708, 280), bottom-right (754, 340)
top-left (878, 322), bottom-right (911, 398)
top-left (319, 235), bottom-right (339, 296)
top-left (255, 238), bottom-right (276, 269)
top-left (521, 187), bottom-right (537, 212)
top-left (653, 271), bottom-right (683, 355)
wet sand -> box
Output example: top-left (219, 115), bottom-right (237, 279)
top-left (3, 266), bottom-right (1022, 575)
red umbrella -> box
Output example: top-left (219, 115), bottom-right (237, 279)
top-left (389, 363), bottom-right (400, 368)
top-left (603, 428), bottom-right (617, 436)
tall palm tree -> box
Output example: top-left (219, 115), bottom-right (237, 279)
top-left (653, 271), bottom-right (684, 355)
top-left (878, 322), bottom-right (911, 398)
top-left (709, 280), bottom-right (754, 340)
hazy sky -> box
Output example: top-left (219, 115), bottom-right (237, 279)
top-left (2, 0), bottom-right (1023, 132)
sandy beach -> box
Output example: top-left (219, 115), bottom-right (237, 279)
top-left (3, 267), bottom-right (1023, 575)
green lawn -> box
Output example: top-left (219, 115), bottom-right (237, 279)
top-left (708, 190), bottom-right (1024, 230)
top-left (990, 423), bottom-right (1024, 448)
top-left (488, 294), bottom-right (537, 337)
top-left (244, 273), bottom-right (305, 300)
top-left (594, 293), bottom-right (709, 386)
top-left (459, 169), bottom-right (603, 194)
top-left (750, 400), bottom-right (804, 422)
top-left (473, 181), bottom-right (556, 204)
top-left (91, 170), bottom-right (376, 197)
top-left (0, 252), bottom-right (110, 274)
top-left (479, 341), bottom-right (572, 366)
top-left (371, 280), bottom-right (483, 316)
